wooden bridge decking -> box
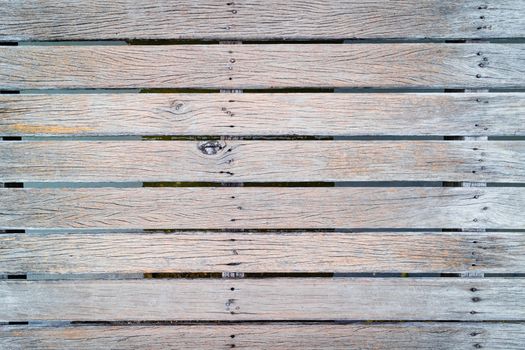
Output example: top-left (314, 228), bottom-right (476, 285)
top-left (0, 1), bottom-right (524, 349)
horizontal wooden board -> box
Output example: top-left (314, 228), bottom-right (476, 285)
top-left (1, 44), bottom-right (524, 89)
top-left (2, 93), bottom-right (524, 137)
top-left (1, 231), bottom-right (523, 274)
top-left (1, 278), bottom-right (524, 321)
top-left (2, 140), bottom-right (524, 183)
top-left (1, 0), bottom-right (523, 40)
top-left (2, 323), bottom-right (525, 349)
top-left (1, 187), bottom-right (523, 229)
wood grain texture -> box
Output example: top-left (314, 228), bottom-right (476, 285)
top-left (2, 323), bottom-right (525, 350)
top-left (1, 93), bottom-right (524, 136)
top-left (2, 93), bottom-right (524, 137)
top-left (2, 278), bottom-right (524, 321)
top-left (1, 231), bottom-right (523, 274)
top-left (1, 44), bottom-right (523, 89)
top-left (0, 187), bottom-right (523, 229)
top-left (3, 140), bottom-right (524, 183)
top-left (1, 0), bottom-right (523, 40)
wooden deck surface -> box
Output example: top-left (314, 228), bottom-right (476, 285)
top-left (2, 187), bottom-right (524, 229)
top-left (2, 44), bottom-right (525, 89)
top-left (3, 278), bottom-right (525, 321)
top-left (0, 1), bottom-right (524, 348)
top-left (1, 0), bottom-right (523, 40)
top-left (1, 231), bottom-right (524, 274)
top-left (1, 93), bottom-right (523, 136)
top-left (3, 323), bottom-right (525, 350)
top-left (2, 140), bottom-right (524, 182)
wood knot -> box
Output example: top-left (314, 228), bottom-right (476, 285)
top-left (170, 100), bottom-right (189, 115)
top-left (198, 141), bottom-right (226, 155)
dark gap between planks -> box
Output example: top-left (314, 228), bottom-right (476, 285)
top-left (3, 320), bottom-right (524, 327)
top-left (6, 87), bottom-right (525, 93)
top-left (4, 273), bottom-right (525, 281)
top-left (4, 228), bottom-right (525, 233)
top-left (5, 87), bottom-right (525, 93)
top-left (3, 181), bottom-right (524, 188)
top-left (9, 38), bottom-right (525, 45)
top-left (2, 136), bottom-right (525, 141)
top-left (63, 320), bottom-right (525, 325)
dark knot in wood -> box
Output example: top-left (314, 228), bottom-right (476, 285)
top-left (169, 100), bottom-right (188, 115)
top-left (198, 141), bottom-right (226, 155)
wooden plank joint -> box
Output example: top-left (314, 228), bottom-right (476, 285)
top-left (222, 272), bottom-right (245, 279)
top-left (460, 271), bottom-right (485, 278)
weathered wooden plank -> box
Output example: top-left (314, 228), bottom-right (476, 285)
top-left (2, 141), bottom-right (523, 183)
top-left (1, 0), bottom-right (523, 41)
top-left (1, 44), bottom-right (523, 89)
top-left (2, 323), bottom-right (525, 350)
top-left (2, 93), bottom-right (524, 137)
top-left (1, 188), bottom-right (523, 229)
top-left (1, 278), bottom-right (524, 321)
top-left (1, 231), bottom-right (523, 274)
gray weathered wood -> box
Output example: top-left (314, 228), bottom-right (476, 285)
top-left (1, 0), bottom-right (523, 41)
top-left (1, 44), bottom-right (523, 89)
top-left (1, 93), bottom-right (524, 136)
top-left (1, 278), bottom-right (524, 321)
top-left (2, 323), bottom-right (525, 349)
top-left (1, 231), bottom-right (523, 274)
top-left (2, 141), bottom-right (523, 182)
top-left (0, 188), bottom-right (523, 229)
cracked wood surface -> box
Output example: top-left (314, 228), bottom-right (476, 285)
top-left (1, 93), bottom-right (524, 137)
top-left (1, 231), bottom-right (523, 274)
top-left (1, 44), bottom-right (524, 89)
top-left (1, 140), bottom-right (523, 183)
top-left (1, 187), bottom-right (523, 229)
top-left (1, 278), bottom-right (524, 321)
top-left (1, 0), bottom-right (523, 41)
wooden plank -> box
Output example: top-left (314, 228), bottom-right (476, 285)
top-left (1, 231), bottom-right (523, 274)
top-left (2, 141), bottom-right (523, 183)
top-left (0, 187), bottom-right (523, 229)
top-left (1, 44), bottom-right (524, 89)
top-left (1, 0), bottom-right (523, 41)
top-left (1, 278), bottom-right (524, 321)
top-left (0, 93), bottom-right (523, 136)
top-left (2, 93), bottom-right (524, 137)
top-left (2, 323), bottom-right (525, 349)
